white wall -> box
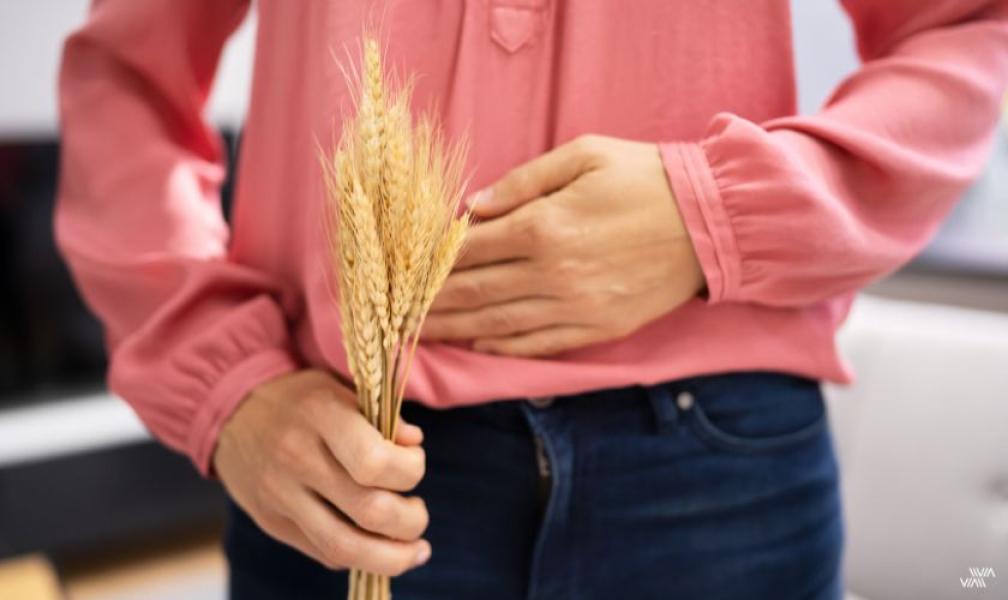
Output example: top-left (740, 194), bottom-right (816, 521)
top-left (2, 2), bottom-right (1002, 266)
top-left (0, 1), bottom-right (860, 139)
top-left (0, 0), bottom-right (257, 139)
top-left (790, 1), bottom-right (858, 113)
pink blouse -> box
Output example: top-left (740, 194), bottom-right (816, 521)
top-left (57, 0), bottom-right (1008, 474)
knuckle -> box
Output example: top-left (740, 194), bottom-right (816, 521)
top-left (456, 276), bottom-right (486, 304)
top-left (299, 388), bottom-right (330, 418)
top-left (353, 443), bottom-right (389, 485)
top-left (571, 133), bottom-right (600, 156)
top-left (355, 492), bottom-right (395, 530)
top-left (323, 536), bottom-right (355, 566)
top-left (481, 307), bottom-right (516, 333)
top-left (553, 222), bottom-right (580, 248)
top-left (506, 165), bottom-right (536, 199)
top-left (550, 257), bottom-right (582, 281)
top-left (274, 428), bottom-right (303, 466)
top-left (515, 213), bottom-right (552, 248)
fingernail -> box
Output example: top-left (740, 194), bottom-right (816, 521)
top-left (466, 188), bottom-right (492, 209)
top-left (414, 542), bottom-right (431, 566)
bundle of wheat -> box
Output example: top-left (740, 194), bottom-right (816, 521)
top-left (320, 34), bottom-right (469, 600)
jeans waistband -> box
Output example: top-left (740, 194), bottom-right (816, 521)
top-left (404, 371), bottom-right (820, 435)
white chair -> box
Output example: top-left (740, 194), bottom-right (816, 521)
top-left (825, 295), bottom-right (1008, 600)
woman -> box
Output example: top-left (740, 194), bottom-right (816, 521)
top-left (57, 1), bottom-right (1008, 598)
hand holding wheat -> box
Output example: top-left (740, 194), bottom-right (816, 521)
top-left (212, 369), bottom-right (430, 579)
top-left (321, 35), bottom-right (470, 600)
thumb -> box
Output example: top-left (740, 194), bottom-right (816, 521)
top-left (465, 136), bottom-right (594, 219)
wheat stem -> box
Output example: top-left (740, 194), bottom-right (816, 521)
top-left (324, 30), bottom-right (470, 600)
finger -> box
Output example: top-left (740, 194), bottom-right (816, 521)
top-left (259, 510), bottom-right (338, 569)
top-left (429, 261), bottom-right (546, 312)
top-left (304, 373), bottom-right (419, 447)
top-left (394, 419), bottom-right (423, 446)
top-left (451, 214), bottom-right (530, 270)
top-left (238, 475), bottom-right (340, 569)
top-left (313, 398), bottom-right (427, 491)
top-left (472, 324), bottom-right (597, 357)
top-left (422, 298), bottom-right (561, 342)
top-left (292, 488), bottom-right (431, 577)
top-left (453, 194), bottom-right (570, 271)
top-left (302, 448), bottom-right (429, 542)
top-left (465, 135), bottom-right (596, 219)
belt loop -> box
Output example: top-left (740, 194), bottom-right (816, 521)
top-left (645, 383), bottom-right (679, 434)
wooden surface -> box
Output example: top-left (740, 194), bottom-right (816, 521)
top-left (61, 530), bottom-right (225, 600)
top-left (0, 554), bottom-right (62, 600)
top-left (0, 530), bottom-right (225, 600)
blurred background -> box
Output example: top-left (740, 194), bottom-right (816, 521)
top-left (0, 2), bottom-right (1005, 599)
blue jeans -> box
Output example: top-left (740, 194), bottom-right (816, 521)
top-left (224, 372), bottom-right (844, 599)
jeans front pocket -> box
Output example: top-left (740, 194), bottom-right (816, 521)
top-left (673, 372), bottom-right (829, 454)
top-left (488, 0), bottom-right (548, 53)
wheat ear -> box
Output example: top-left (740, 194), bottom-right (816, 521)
top-left (323, 31), bottom-right (471, 600)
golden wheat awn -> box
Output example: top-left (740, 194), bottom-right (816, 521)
top-left (320, 33), bottom-right (470, 600)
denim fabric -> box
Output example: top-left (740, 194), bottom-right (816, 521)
top-left (224, 372), bottom-right (844, 599)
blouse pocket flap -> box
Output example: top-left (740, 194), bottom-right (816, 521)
top-left (489, 0), bottom-right (546, 53)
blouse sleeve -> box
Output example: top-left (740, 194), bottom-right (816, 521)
top-left (660, 0), bottom-right (1008, 306)
top-left (56, 0), bottom-right (300, 475)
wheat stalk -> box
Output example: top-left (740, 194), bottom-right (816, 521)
top-left (321, 32), bottom-right (470, 600)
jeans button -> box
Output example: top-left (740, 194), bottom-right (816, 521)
top-left (528, 396), bottom-right (555, 409)
top-left (676, 391), bottom-right (694, 411)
